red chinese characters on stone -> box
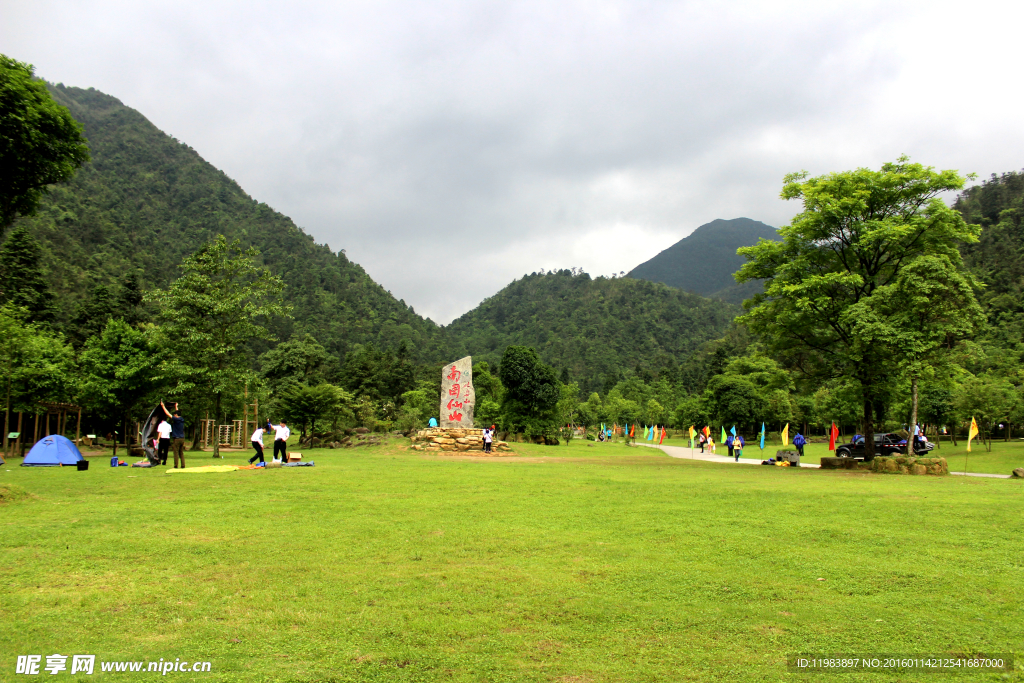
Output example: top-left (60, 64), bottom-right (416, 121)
top-left (446, 365), bottom-right (461, 382)
top-left (448, 411), bottom-right (463, 422)
top-left (448, 383), bottom-right (460, 397)
top-left (447, 398), bottom-right (463, 410)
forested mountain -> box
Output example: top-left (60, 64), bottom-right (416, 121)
top-left (953, 170), bottom-right (1024, 375)
top-left (445, 269), bottom-right (738, 392)
top-left (10, 85), bottom-right (446, 361)
top-left (627, 217), bottom-right (779, 303)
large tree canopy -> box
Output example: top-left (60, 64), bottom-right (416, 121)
top-left (736, 157), bottom-right (981, 456)
top-left (0, 55), bottom-right (90, 230)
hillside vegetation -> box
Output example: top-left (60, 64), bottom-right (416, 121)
top-left (12, 85), bottom-right (445, 361)
top-left (445, 269), bottom-right (737, 392)
top-left (627, 217), bottom-right (779, 302)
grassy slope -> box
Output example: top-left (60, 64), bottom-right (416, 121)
top-left (2, 440), bottom-right (1021, 682)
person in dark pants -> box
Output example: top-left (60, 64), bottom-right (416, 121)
top-left (156, 416), bottom-right (172, 465)
top-left (161, 402), bottom-right (186, 468)
top-left (272, 420), bottom-right (290, 461)
top-left (725, 433), bottom-right (735, 460)
top-left (734, 434), bottom-right (744, 462)
top-left (249, 423), bottom-right (266, 464)
top-left (698, 433), bottom-right (706, 453)
top-left (484, 428), bottom-right (493, 453)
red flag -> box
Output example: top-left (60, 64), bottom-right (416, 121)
top-left (702, 425), bottom-right (710, 438)
top-left (659, 426), bottom-right (666, 444)
top-left (629, 423), bottom-right (635, 437)
top-left (829, 422), bottom-right (839, 451)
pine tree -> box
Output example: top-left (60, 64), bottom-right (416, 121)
top-left (0, 226), bottom-right (55, 324)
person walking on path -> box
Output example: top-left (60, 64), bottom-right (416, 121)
top-left (272, 420), bottom-right (290, 461)
top-left (249, 423), bottom-right (267, 464)
top-left (725, 433), bottom-right (735, 460)
top-left (734, 434), bottom-right (744, 462)
top-left (793, 432), bottom-right (806, 464)
top-left (698, 432), bottom-right (706, 453)
top-left (156, 416), bottom-right (172, 465)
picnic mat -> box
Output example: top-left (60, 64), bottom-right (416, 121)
top-left (166, 465), bottom-right (239, 474)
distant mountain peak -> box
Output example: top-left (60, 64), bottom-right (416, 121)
top-left (626, 217), bottom-right (778, 303)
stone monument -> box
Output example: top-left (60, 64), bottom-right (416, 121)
top-left (440, 356), bottom-right (474, 428)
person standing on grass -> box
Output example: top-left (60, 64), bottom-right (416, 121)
top-left (793, 432), bottom-right (806, 463)
top-left (725, 432), bottom-right (735, 460)
top-left (734, 434), bottom-right (744, 462)
top-left (161, 402), bottom-right (187, 469)
top-left (272, 420), bottom-right (290, 461)
top-left (249, 422), bottom-right (267, 464)
top-left (156, 415), bottom-right (172, 465)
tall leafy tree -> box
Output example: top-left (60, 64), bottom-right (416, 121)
top-left (736, 158), bottom-right (980, 457)
top-left (498, 345), bottom-right (559, 437)
top-left (79, 318), bottom-right (162, 446)
top-left (0, 226), bottom-right (55, 323)
top-left (0, 55), bottom-right (90, 230)
top-left (151, 235), bottom-right (289, 457)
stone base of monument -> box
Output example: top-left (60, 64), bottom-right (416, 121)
top-left (409, 428), bottom-right (512, 454)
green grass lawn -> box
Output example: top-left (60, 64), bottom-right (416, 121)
top-left (2, 438), bottom-right (1022, 681)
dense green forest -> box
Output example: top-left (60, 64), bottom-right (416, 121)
top-left (445, 270), bottom-right (737, 393)
top-left (14, 85), bottom-right (445, 361)
top-left (627, 217), bottom-right (779, 303)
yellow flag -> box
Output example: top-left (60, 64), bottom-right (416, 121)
top-left (688, 425), bottom-right (696, 440)
top-left (967, 417), bottom-right (979, 452)
top-left (781, 423), bottom-right (789, 446)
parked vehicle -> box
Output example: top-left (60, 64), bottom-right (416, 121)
top-left (835, 433), bottom-right (908, 461)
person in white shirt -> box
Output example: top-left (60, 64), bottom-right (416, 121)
top-left (156, 418), bottom-right (173, 465)
top-left (272, 420), bottom-right (290, 461)
top-left (249, 424), bottom-right (266, 464)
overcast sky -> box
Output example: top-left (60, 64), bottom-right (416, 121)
top-left (3, 1), bottom-right (1022, 323)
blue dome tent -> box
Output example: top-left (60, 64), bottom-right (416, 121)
top-left (22, 435), bottom-right (84, 466)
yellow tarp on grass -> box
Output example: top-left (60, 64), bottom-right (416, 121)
top-left (166, 465), bottom-right (239, 474)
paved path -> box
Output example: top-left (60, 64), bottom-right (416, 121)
top-left (642, 443), bottom-right (1016, 478)
top-left (639, 443), bottom-right (819, 468)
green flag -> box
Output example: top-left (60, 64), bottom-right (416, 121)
top-left (720, 426), bottom-right (727, 444)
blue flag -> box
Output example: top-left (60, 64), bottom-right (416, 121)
top-left (759, 423), bottom-right (765, 451)
top-left (730, 425), bottom-right (737, 437)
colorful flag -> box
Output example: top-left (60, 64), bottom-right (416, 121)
top-left (629, 423), bottom-right (635, 438)
top-left (781, 423), bottom-right (789, 446)
top-left (720, 426), bottom-right (727, 444)
top-left (659, 426), bottom-right (666, 444)
top-left (759, 423), bottom-right (765, 451)
top-left (688, 425), bottom-right (696, 448)
top-left (828, 422), bottom-right (839, 451)
top-left (967, 417), bottom-right (979, 452)
top-left (702, 425), bottom-right (710, 438)
top-left (730, 425), bottom-right (737, 437)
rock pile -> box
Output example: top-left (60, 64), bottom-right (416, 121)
top-left (409, 427), bottom-right (512, 454)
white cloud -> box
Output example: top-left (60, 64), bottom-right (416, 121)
top-left (3, 0), bottom-right (1021, 322)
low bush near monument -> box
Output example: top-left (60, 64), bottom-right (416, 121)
top-left (2, 438), bottom-right (1021, 681)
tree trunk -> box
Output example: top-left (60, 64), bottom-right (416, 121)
top-left (862, 396), bottom-right (876, 459)
top-left (212, 392), bottom-right (222, 458)
top-left (909, 376), bottom-right (919, 441)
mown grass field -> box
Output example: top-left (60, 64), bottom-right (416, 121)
top-left (2, 438), bottom-right (1022, 682)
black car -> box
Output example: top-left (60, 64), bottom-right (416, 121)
top-left (835, 433), bottom-right (907, 461)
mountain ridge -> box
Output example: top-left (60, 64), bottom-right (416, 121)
top-left (626, 217), bottom-right (779, 303)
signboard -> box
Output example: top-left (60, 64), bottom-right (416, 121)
top-left (7, 432), bottom-right (19, 439)
top-left (439, 356), bottom-right (474, 428)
